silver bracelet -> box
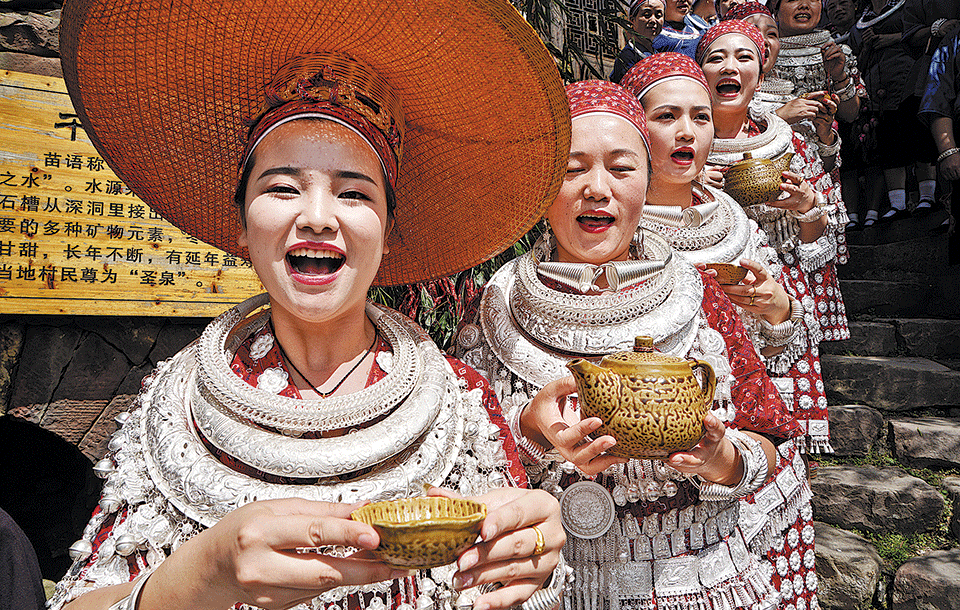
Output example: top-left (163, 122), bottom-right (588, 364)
top-left (760, 297), bottom-right (803, 347)
top-left (511, 400), bottom-right (547, 463)
top-left (817, 129), bottom-right (841, 158)
top-left (108, 572), bottom-right (152, 610)
top-left (932, 18), bottom-right (948, 37)
top-left (835, 79), bottom-right (857, 102)
top-left (520, 556), bottom-right (571, 610)
top-left (788, 204), bottom-right (825, 223)
top-left (937, 147), bottom-right (960, 163)
top-left (697, 428), bottom-right (768, 501)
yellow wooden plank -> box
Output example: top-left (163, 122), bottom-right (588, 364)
top-left (0, 70), bottom-right (263, 316)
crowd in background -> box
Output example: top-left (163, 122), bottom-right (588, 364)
top-left (611, 0), bottom-right (959, 238)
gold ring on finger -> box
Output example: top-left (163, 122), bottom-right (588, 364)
top-left (750, 285), bottom-right (756, 297)
top-left (749, 295), bottom-right (756, 306)
top-left (532, 524), bottom-right (545, 555)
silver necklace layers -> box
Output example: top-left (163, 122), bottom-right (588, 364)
top-left (53, 295), bottom-right (515, 610)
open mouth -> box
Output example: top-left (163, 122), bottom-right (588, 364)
top-left (795, 11), bottom-right (811, 21)
top-left (576, 212), bottom-right (616, 232)
top-left (671, 148), bottom-right (695, 164)
top-left (716, 79), bottom-right (742, 96)
top-left (287, 248), bottom-right (345, 276)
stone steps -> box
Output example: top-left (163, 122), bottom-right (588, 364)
top-left (845, 209), bottom-right (950, 247)
top-left (822, 355), bottom-right (960, 411)
top-left (892, 549), bottom-right (960, 610)
top-left (821, 318), bottom-right (960, 358)
top-left (811, 465), bottom-right (945, 536)
top-left (889, 417), bottom-right (960, 470)
top-left (814, 523), bottom-right (882, 610)
top-left (839, 277), bottom-right (960, 319)
top-left (841, 232), bottom-right (952, 279)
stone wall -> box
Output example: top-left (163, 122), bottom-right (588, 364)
top-left (0, 314), bottom-right (207, 580)
top-left (0, 0), bottom-right (62, 77)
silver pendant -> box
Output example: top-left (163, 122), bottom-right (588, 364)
top-left (560, 481), bottom-right (616, 539)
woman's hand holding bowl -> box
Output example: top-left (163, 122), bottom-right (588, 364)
top-left (428, 487), bottom-right (565, 610)
top-left (137, 498), bottom-right (409, 610)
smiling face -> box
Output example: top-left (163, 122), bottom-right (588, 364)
top-left (664, 0), bottom-right (691, 23)
top-left (546, 114), bottom-right (649, 265)
top-left (700, 33), bottom-right (764, 115)
top-left (641, 79), bottom-right (713, 188)
top-left (777, 0), bottom-right (822, 36)
top-left (746, 14), bottom-right (780, 73)
top-left (238, 119), bottom-right (391, 325)
top-left (632, 0), bottom-right (666, 40)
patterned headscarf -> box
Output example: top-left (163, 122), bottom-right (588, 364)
top-left (566, 80), bottom-right (650, 155)
top-left (241, 53), bottom-right (404, 190)
top-left (724, 1), bottom-right (774, 21)
top-left (695, 19), bottom-right (767, 65)
top-left (620, 52), bottom-right (710, 101)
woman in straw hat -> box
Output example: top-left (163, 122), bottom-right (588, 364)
top-left (454, 80), bottom-right (803, 610)
top-left (52, 1), bottom-right (573, 609)
top-left (620, 50), bottom-right (820, 610)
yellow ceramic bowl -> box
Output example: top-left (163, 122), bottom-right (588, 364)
top-left (351, 497), bottom-right (486, 569)
top-left (704, 263), bottom-right (748, 285)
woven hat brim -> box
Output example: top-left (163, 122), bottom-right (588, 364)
top-left (60, 0), bottom-right (570, 286)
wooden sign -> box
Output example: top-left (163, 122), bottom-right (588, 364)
top-left (0, 70), bottom-right (263, 316)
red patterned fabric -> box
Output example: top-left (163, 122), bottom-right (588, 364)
top-left (700, 272), bottom-right (800, 440)
top-left (723, 1), bottom-right (773, 22)
top-left (695, 19), bottom-right (767, 65)
top-left (621, 52), bottom-right (710, 101)
top-left (566, 80), bottom-right (650, 153)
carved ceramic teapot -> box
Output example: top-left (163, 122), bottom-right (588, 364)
top-left (723, 151), bottom-right (794, 207)
top-left (567, 336), bottom-right (716, 459)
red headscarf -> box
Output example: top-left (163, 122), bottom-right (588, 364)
top-left (566, 80), bottom-right (650, 154)
top-left (695, 19), bottom-right (767, 65)
top-left (241, 55), bottom-right (404, 190)
top-left (723, 1), bottom-right (774, 21)
top-left (620, 52), bottom-right (710, 101)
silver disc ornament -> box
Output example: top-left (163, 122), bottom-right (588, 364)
top-left (560, 481), bottom-right (616, 539)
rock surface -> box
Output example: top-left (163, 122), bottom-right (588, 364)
top-left (944, 477), bottom-right (960, 542)
top-left (821, 355), bottom-right (960, 411)
top-left (0, 320), bottom-right (23, 414)
top-left (820, 321), bottom-right (898, 356)
top-left (897, 319), bottom-right (960, 359)
top-left (827, 405), bottom-right (884, 457)
top-left (892, 549), bottom-right (960, 610)
top-left (0, 50), bottom-right (61, 76)
top-left (811, 466), bottom-right (945, 535)
top-left (814, 522), bottom-right (882, 610)
top-left (0, 9), bottom-right (59, 55)
top-left (839, 276), bottom-right (960, 320)
top-left (889, 417), bottom-right (960, 469)
top-left (8, 324), bottom-right (83, 421)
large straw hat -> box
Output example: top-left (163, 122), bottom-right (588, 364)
top-left (59, 0), bottom-right (570, 285)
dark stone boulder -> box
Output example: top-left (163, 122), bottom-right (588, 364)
top-left (827, 405), bottom-right (883, 457)
top-left (811, 465), bottom-right (945, 536)
top-left (815, 522), bottom-right (882, 610)
top-left (892, 549), bottom-right (960, 610)
top-left (889, 417), bottom-right (960, 469)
